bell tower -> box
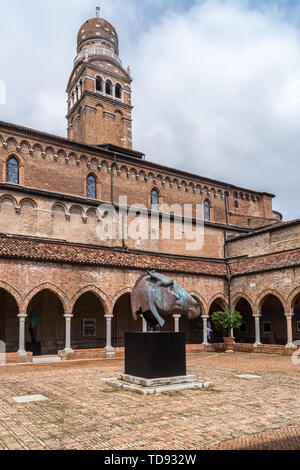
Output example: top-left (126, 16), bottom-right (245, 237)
top-left (66, 12), bottom-right (133, 149)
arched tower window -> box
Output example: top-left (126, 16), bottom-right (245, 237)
top-left (105, 80), bottom-right (112, 95)
top-left (204, 200), bottom-right (211, 221)
top-left (115, 83), bottom-right (122, 100)
top-left (151, 189), bottom-right (159, 211)
top-left (87, 174), bottom-right (97, 199)
top-left (7, 157), bottom-right (19, 185)
top-left (96, 76), bottom-right (102, 92)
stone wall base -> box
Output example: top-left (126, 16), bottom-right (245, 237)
top-left (3, 352), bottom-right (33, 364)
top-left (58, 348), bottom-right (125, 361)
top-left (233, 343), bottom-right (300, 356)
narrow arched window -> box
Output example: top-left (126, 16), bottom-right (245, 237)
top-left (7, 157), bottom-right (19, 184)
top-left (106, 80), bottom-right (112, 95)
top-left (87, 174), bottom-right (97, 199)
top-left (96, 76), bottom-right (102, 92)
top-left (115, 83), bottom-right (122, 100)
top-left (204, 200), bottom-right (210, 221)
top-left (151, 189), bottom-right (159, 211)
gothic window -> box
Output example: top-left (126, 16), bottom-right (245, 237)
top-left (204, 199), bottom-right (211, 221)
top-left (234, 200), bottom-right (239, 209)
top-left (151, 189), bottom-right (159, 211)
top-left (96, 76), bottom-right (102, 92)
top-left (106, 80), bottom-right (112, 95)
top-left (7, 157), bottom-right (19, 184)
top-left (87, 174), bottom-right (97, 199)
top-left (115, 83), bottom-right (122, 100)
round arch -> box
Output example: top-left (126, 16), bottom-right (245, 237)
top-left (24, 283), bottom-right (70, 314)
top-left (256, 289), bottom-right (286, 314)
top-left (71, 285), bottom-right (109, 315)
top-left (0, 286), bottom-right (21, 352)
top-left (111, 287), bottom-right (133, 309)
top-left (232, 293), bottom-right (255, 313)
top-left (112, 290), bottom-right (135, 348)
top-left (0, 282), bottom-right (22, 312)
top-left (208, 294), bottom-right (228, 344)
top-left (25, 286), bottom-right (67, 355)
top-left (233, 297), bottom-right (255, 344)
top-left (187, 291), bottom-right (206, 316)
top-left (287, 287), bottom-right (300, 313)
top-left (258, 292), bottom-right (286, 345)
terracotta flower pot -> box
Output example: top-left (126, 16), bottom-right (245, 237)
top-left (223, 337), bottom-right (235, 353)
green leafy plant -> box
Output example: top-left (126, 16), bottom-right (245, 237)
top-left (211, 310), bottom-right (243, 337)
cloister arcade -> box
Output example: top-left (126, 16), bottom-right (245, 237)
top-left (0, 284), bottom-right (299, 357)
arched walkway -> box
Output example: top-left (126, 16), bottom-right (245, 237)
top-left (71, 292), bottom-right (106, 350)
top-left (0, 288), bottom-right (19, 353)
top-left (179, 296), bottom-right (203, 344)
top-left (260, 294), bottom-right (286, 345)
top-left (26, 289), bottom-right (65, 355)
top-left (209, 298), bottom-right (226, 343)
top-left (112, 293), bottom-right (139, 347)
top-left (234, 298), bottom-right (255, 344)
top-left (292, 293), bottom-right (300, 343)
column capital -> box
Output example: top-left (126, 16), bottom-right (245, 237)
top-left (253, 314), bottom-right (261, 318)
top-left (18, 314), bottom-right (27, 319)
top-left (172, 314), bottom-right (181, 319)
top-left (64, 314), bottom-right (73, 319)
top-left (105, 314), bottom-right (114, 319)
top-left (285, 312), bottom-right (294, 318)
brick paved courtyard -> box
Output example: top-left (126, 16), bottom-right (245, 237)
top-left (0, 352), bottom-right (299, 450)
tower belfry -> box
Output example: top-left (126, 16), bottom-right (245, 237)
top-left (66, 13), bottom-right (133, 149)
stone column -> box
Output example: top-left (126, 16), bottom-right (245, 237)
top-left (64, 314), bottom-right (74, 354)
top-left (173, 314), bottom-right (181, 333)
top-left (141, 315), bottom-right (147, 333)
top-left (105, 314), bottom-right (115, 356)
top-left (285, 314), bottom-right (296, 349)
top-left (253, 315), bottom-right (261, 347)
top-left (202, 316), bottom-right (209, 346)
top-left (18, 314), bottom-right (27, 356)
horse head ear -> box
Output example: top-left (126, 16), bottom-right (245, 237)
top-left (148, 271), bottom-right (174, 287)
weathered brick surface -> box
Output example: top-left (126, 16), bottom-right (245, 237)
top-left (0, 353), bottom-right (299, 450)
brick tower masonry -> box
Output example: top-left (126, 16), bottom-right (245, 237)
top-left (66, 16), bottom-right (133, 149)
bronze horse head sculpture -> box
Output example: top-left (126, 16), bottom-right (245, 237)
top-left (131, 271), bottom-right (201, 330)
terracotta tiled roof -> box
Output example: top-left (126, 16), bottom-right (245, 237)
top-left (0, 236), bottom-right (227, 277)
top-left (227, 219), bottom-right (300, 242)
top-left (230, 249), bottom-right (300, 276)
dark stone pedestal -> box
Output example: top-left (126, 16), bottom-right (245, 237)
top-left (125, 332), bottom-right (186, 379)
top-left (26, 342), bottom-right (41, 357)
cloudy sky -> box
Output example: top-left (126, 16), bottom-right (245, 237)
top-left (0, 0), bottom-right (300, 220)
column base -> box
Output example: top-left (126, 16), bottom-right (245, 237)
top-left (105, 346), bottom-right (115, 357)
top-left (64, 348), bottom-right (74, 354)
top-left (18, 350), bottom-right (27, 357)
top-left (253, 342), bottom-right (262, 348)
top-left (286, 342), bottom-right (297, 349)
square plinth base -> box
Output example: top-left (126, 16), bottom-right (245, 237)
top-left (125, 332), bottom-right (186, 379)
top-left (101, 376), bottom-right (213, 395)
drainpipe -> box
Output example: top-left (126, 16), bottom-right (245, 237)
top-left (111, 154), bottom-right (116, 204)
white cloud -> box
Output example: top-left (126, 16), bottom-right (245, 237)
top-left (130, 0), bottom-right (300, 220)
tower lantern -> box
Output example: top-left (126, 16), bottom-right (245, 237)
top-left (66, 13), bottom-right (133, 149)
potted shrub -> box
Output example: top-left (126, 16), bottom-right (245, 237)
top-left (211, 309), bottom-right (243, 353)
